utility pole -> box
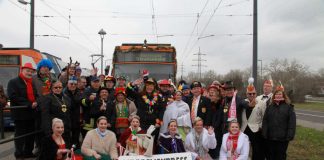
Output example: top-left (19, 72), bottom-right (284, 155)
top-left (30, 0), bottom-right (34, 49)
top-left (252, 0), bottom-right (258, 87)
top-left (180, 63), bottom-right (185, 79)
top-left (192, 47), bottom-right (206, 80)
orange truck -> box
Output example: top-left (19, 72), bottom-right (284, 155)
top-left (112, 41), bottom-right (177, 82)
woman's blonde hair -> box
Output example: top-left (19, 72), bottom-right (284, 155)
top-left (52, 118), bottom-right (63, 128)
top-left (193, 117), bottom-right (203, 126)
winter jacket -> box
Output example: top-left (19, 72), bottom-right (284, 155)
top-left (262, 101), bottom-right (296, 141)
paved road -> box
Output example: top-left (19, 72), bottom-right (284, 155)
top-left (295, 109), bottom-right (324, 131)
top-left (295, 109), bottom-right (324, 123)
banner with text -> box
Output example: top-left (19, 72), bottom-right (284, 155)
top-left (119, 152), bottom-right (192, 160)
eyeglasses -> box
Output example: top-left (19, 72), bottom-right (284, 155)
top-left (53, 87), bottom-right (63, 89)
top-left (69, 83), bottom-right (77, 85)
top-left (248, 93), bottom-right (256, 95)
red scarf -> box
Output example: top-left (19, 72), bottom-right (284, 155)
top-left (19, 73), bottom-right (35, 103)
top-left (226, 132), bottom-right (240, 159)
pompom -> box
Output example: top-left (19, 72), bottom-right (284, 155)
top-left (248, 77), bottom-right (254, 84)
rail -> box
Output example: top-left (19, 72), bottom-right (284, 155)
top-left (0, 106), bottom-right (29, 139)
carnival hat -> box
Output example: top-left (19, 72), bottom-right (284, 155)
top-left (37, 59), bottom-right (53, 71)
top-left (190, 81), bottom-right (202, 89)
top-left (246, 77), bottom-right (256, 93)
top-left (104, 76), bottom-right (116, 83)
top-left (223, 81), bottom-right (235, 90)
top-left (115, 87), bottom-right (126, 96)
top-left (21, 62), bottom-right (35, 71)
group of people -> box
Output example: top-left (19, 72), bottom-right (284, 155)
top-left (4, 59), bottom-right (296, 160)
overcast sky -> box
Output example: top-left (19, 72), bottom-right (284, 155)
top-left (0, 0), bottom-right (323, 75)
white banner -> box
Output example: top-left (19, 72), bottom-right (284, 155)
top-left (119, 152), bottom-right (192, 160)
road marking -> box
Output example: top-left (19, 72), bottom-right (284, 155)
top-left (295, 109), bottom-right (324, 114)
top-left (296, 112), bottom-right (324, 118)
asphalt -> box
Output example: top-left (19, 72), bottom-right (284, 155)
top-left (295, 109), bottom-right (324, 131)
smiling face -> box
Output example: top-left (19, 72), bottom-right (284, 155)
top-left (52, 122), bottom-right (64, 136)
top-left (191, 87), bottom-right (201, 97)
top-left (67, 82), bottom-right (77, 91)
top-left (97, 118), bottom-right (108, 132)
top-left (274, 91), bottom-right (284, 102)
top-left (194, 120), bottom-right (204, 134)
top-left (246, 91), bottom-right (257, 101)
top-left (168, 121), bottom-right (178, 135)
top-left (99, 89), bottom-right (109, 99)
top-left (117, 79), bottom-right (126, 86)
top-left (160, 84), bottom-right (170, 93)
top-left (105, 81), bottom-right (115, 89)
top-left (263, 83), bottom-right (273, 95)
top-left (22, 68), bottom-right (34, 79)
top-left (225, 88), bottom-right (235, 97)
top-left (91, 81), bottom-right (100, 89)
top-left (116, 93), bottom-right (125, 102)
top-left (145, 83), bottom-right (155, 94)
top-left (229, 122), bottom-right (240, 135)
top-left (39, 66), bottom-right (49, 77)
top-left (174, 92), bottom-right (182, 101)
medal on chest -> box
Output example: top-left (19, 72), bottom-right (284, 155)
top-left (61, 104), bottom-right (67, 112)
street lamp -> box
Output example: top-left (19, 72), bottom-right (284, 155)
top-left (18, 0), bottom-right (34, 49)
top-left (98, 29), bottom-right (107, 75)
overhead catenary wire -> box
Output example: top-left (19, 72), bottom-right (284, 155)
top-left (181, 0), bottom-right (210, 65)
top-left (150, 0), bottom-right (158, 42)
top-left (7, 0), bottom-right (95, 54)
top-left (180, 0), bottom-right (224, 63)
top-left (41, 1), bottom-right (100, 52)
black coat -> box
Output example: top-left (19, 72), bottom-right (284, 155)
top-left (211, 100), bottom-right (224, 134)
top-left (41, 93), bottom-right (72, 136)
top-left (63, 88), bottom-right (82, 129)
top-left (127, 87), bottom-right (164, 130)
top-left (185, 95), bottom-right (212, 126)
top-left (38, 136), bottom-right (71, 160)
top-left (262, 101), bottom-right (296, 141)
top-left (89, 97), bottom-right (116, 131)
top-left (80, 87), bottom-right (99, 127)
top-left (7, 76), bottom-right (38, 120)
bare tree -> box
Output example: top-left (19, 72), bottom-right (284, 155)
top-left (264, 58), bottom-right (314, 102)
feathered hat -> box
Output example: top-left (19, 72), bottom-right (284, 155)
top-left (247, 77), bottom-right (256, 92)
top-left (276, 81), bottom-right (285, 91)
top-left (264, 75), bottom-right (273, 87)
